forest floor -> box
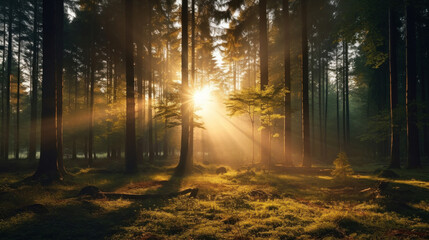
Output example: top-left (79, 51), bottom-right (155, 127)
top-left (1, 159), bottom-right (429, 240)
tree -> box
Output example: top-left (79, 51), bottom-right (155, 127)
top-left (226, 87), bottom-right (259, 165)
top-left (125, 0), bottom-right (137, 173)
top-left (177, 0), bottom-right (190, 174)
top-left (405, 0), bottom-right (420, 168)
top-left (33, 0), bottom-right (62, 181)
top-left (259, 0), bottom-right (269, 166)
top-left (3, 0), bottom-right (13, 160)
top-left (301, 0), bottom-right (311, 167)
top-left (283, 0), bottom-right (292, 166)
top-left (28, 0), bottom-right (40, 161)
top-left (388, 5), bottom-right (400, 169)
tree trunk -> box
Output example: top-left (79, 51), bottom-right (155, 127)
top-left (33, 0), bottom-right (61, 181)
top-left (189, 0), bottom-right (195, 166)
top-left (345, 42), bottom-right (350, 148)
top-left (283, 0), bottom-right (292, 166)
top-left (29, 0), bottom-right (39, 161)
top-left (177, 0), bottom-right (190, 174)
top-left (15, 3), bottom-right (21, 160)
top-left (55, 0), bottom-right (65, 174)
top-left (301, 0), bottom-right (311, 167)
top-left (336, 48), bottom-right (340, 151)
top-left (389, 6), bottom-right (400, 168)
top-left (136, 30), bottom-right (144, 163)
top-left (405, 1), bottom-right (421, 168)
top-left (125, 0), bottom-right (137, 173)
top-left (148, 4), bottom-right (154, 163)
top-left (4, 0), bottom-right (13, 161)
top-left (88, 8), bottom-right (96, 168)
top-left (259, 0), bottom-right (270, 167)
top-left (0, 5), bottom-right (6, 160)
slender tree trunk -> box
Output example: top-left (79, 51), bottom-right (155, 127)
top-left (1, 7), bottom-right (6, 160)
top-left (15, 4), bottom-right (21, 160)
top-left (148, 4), bottom-right (154, 162)
top-left (188, 0), bottom-right (195, 166)
top-left (324, 61), bottom-right (328, 160)
top-left (345, 42), bottom-right (350, 148)
top-left (405, 1), bottom-right (420, 168)
top-left (259, 0), bottom-right (270, 167)
top-left (177, 0), bottom-right (190, 174)
top-left (29, 0), bottom-right (39, 161)
top-left (389, 6), bottom-right (400, 168)
top-left (336, 48), bottom-right (340, 151)
top-left (283, 0), bottom-right (292, 166)
top-left (4, 0), bottom-right (13, 160)
top-left (310, 44), bottom-right (315, 157)
top-left (72, 74), bottom-right (78, 160)
top-left (301, 0), bottom-right (311, 167)
top-left (88, 9), bottom-right (95, 168)
top-left (55, 0), bottom-right (65, 174)
top-left (342, 42), bottom-right (346, 150)
top-left (33, 0), bottom-right (61, 181)
top-left (136, 31), bottom-right (144, 163)
top-left (318, 51), bottom-right (322, 160)
top-left (125, 0), bottom-right (137, 173)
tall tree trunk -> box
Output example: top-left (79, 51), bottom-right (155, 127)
top-left (177, 0), bottom-right (190, 174)
top-left (88, 9), bottom-right (95, 168)
top-left (125, 0), bottom-right (137, 173)
top-left (55, 0), bottom-right (65, 174)
top-left (1, 5), bottom-right (6, 160)
top-left (324, 61), bottom-right (328, 160)
top-left (136, 30), bottom-right (144, 163)
top-left (189, 0), bottom-right (195, 166)
top-left (29, 0), bottom-right (39, 161)
top-left (283, 0), bottom-right (292, 166)
top-left (405, 1), bottom-right (420, 168)
top-left (259, 0), bottom-right (270, 167)
top-left (15, 3), bottom-right (21, 160)
top-left (33, 0), bottom-right (61, 181)
top-left (310, 44), bottom-right (315, 157)
top-left (147, 3), bottom-right (154, 162)
top-left (4, 0), bottom-right (13, 160)
top-left (345, 42), bottom-right (350, 148)
top-left (389, 6), bottom-right (400, 168)
top-left (342, 42), bottom-right (346, 150)
top-left (318, 51), bottom-right (322, 160)
top-left (301, 0), bottom-right (311, 167)
top-left (336, 48), bottom-right (340, 151)
top-left (72, 74), bottom-right (77, 160)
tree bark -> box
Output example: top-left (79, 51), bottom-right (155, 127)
top-left (283, 0), bottom-right (292, 166)
top-left (15, 2), bottom-right (21, 160)
top-left (189, 0), bottom-right (195, 166)
top-left (33, 0), bottom-right (61, 181)
top-left (405, 1), bottom-right (420, 168)
top-left (55, 0), bottom-right (65, 174)
top-left (301, 0), bottom-right (311, 167)
top-left (4, 0), bottom-right (13, 160)
top-left (177, 0), bottom-right (190, 174)
top-left (259, 0), bottom-right (270, 167)
top-left (29, 0), bottom-right (39, 161)
top-left (389, 6), bottom-right (400, 168)
top-left (125, 0), bottom-right (137, 173)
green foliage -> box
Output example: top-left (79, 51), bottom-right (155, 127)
top-left (331, 152), bottom-right (354, 179)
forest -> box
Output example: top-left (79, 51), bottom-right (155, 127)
top-left (0, 0), bottom-right (429, 239)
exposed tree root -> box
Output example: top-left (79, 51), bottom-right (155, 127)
top-left (78, 186), bottom-right (198, 200)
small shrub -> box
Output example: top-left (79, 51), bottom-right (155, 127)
top-left (331, 152), bottom-right (353, 179)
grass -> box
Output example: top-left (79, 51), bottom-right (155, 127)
top-left (1, 159), bottom-right (429, 239)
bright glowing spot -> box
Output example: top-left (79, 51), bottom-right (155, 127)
top-left (193, 86), bottom-right (212, 110)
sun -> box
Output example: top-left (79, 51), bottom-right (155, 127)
top-left (193, 86), bottom-right (212, 109)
